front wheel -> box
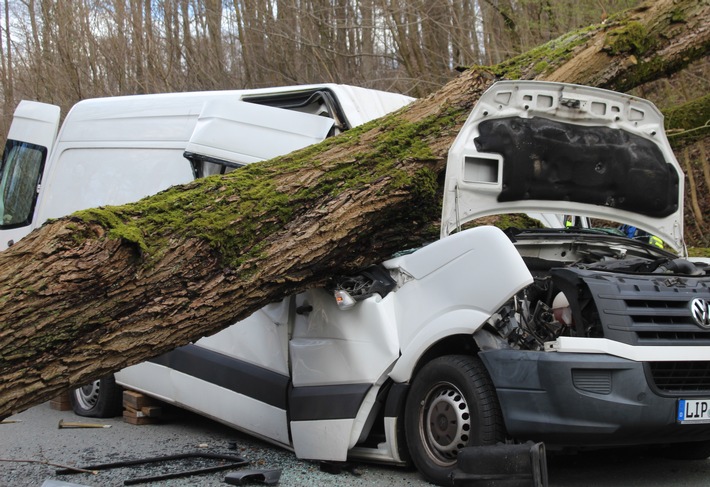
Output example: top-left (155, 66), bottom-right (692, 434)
top-left (71, 376), bottom-right (123, 418)
top-left (404, 355), bottom-right (504, 485)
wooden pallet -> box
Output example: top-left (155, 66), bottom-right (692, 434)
top-left (49, 391), bottom-right (72, 411)
top-left (122, 390), bottom-right (162, 425)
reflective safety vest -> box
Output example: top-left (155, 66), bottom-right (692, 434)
top-left (649, 235), bottom-right (664, 248)
top-left (619, 224), bottom-right (663, 249)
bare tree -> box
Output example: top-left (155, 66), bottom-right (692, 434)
top-left (1, 0), bottom-right (13, 116)
top-left (0, 0), bottom-right (664, 115)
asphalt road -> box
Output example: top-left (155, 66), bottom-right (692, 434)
top-left (1, 402), bottom-right (709, 486)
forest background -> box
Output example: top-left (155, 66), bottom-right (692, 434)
top-left (0, 0), bottom-right (707, 247)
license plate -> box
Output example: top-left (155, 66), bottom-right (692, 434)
top-left (677, 399), bottom-right (710, 424)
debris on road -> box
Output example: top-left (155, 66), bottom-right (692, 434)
top-left (55, 452), bottom-right (248, 486)
top-left (0, 458), bottom-right (98, 475)
top-left (224, 468), bottom-right (282, 485)
top-left (57, 420), bottom-right (111, 429)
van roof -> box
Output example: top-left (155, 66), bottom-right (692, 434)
top-left (62, 84), bottom-right (413, 142)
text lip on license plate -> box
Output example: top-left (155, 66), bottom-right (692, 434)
top-left (677, 399), bottom-right (710, 424)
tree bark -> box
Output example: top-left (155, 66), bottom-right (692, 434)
top-left (1, 0), bottom-right (709, 419)
top-left (664, 93), bottom-right (710, 149)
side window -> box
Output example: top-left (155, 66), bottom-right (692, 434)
top-left (0, 140), bottom-right (46, 228)
top-left (187, 157), bottom-right (243, 179)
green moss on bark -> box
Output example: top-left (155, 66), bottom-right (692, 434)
top-left (491, 25), bottom-right (600, 79)
top-left (664, 94), bottom-right (710, 130)
top-left (604, 21), bottom-right (655, 55)
top-left (663, 94), bottom-right (710, 148)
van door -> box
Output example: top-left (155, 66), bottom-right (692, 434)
top-left (0, 101), bottom-right (60, 249)
top-left (183, 99), bottom-right (335, 174)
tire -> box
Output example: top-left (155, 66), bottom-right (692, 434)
top-left (70, 376), bottom-right (123, 418)
top-left (404, 355), bottom-right (505, 486)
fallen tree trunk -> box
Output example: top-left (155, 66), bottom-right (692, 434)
top-left (1, 0), bottom-right (709, 418)
top-left (665, 93), bottom-right (710, 149)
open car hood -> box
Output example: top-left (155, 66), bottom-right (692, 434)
top-left (441, 81), bottom-right (684, 252)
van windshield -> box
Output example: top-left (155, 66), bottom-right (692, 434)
top-left (0, 140), bottom-right (46, 228)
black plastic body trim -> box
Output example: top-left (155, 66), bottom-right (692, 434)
top-left (384, 383), bottom-right (409, 418)
top-left (149, 344), bottom-right (289, 410)
top-left (289, 383), bottom-right (371, 421)
top-left (150, 344), bottom-right (374, 422)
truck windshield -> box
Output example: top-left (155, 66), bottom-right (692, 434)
top-left (0, 139), bottom-right (46, 228)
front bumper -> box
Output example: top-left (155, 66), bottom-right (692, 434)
top-left (479, 349), bottom-right (710, 447)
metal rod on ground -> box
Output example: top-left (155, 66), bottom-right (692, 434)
top-left (58, 419), bottom-right (112, 429)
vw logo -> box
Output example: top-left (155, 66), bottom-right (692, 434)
top-left (690, 298), bottom-right (710, 328)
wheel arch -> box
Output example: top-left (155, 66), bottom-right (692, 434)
top-left (409, 334), bottom-right (480, 381)
top-left (384, 327), bottom-right (508, 431)
top-left (379, 334), bottom-right (479, 458)
top-left (389, 308), bottom-right (490, 383)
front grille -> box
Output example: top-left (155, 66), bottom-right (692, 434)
top-left (649, 361), bottom-right (710, 393)
top-left (626, 298), bottom-right (698, 326)
top-left (637, 331), bottom-right (709, 341)
top-left (622, 293), bottom-right (710, 344)
top-left (581, 273), bottom-right (710, 346)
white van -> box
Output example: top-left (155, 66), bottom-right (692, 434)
top-left (5, 81), bottom-right (710, 486)
top-left (0, 84), bottom-right (414, 250)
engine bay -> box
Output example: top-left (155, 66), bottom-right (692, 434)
top-left (488, 229), bottom-right (709, 351)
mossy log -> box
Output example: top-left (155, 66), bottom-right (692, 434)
top-left (1, 0), bottom-right (709, 419)
top-left (665, 94), bottom-right (710, 149)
